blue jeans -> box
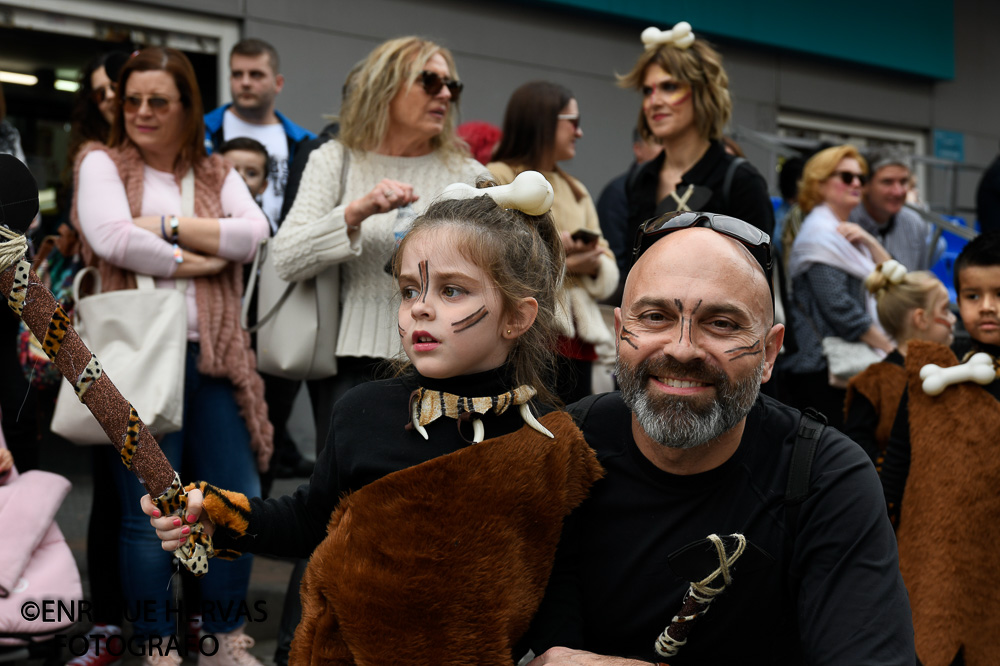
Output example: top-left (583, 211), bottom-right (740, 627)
top-left (111, 343), bottom-right (261, 638)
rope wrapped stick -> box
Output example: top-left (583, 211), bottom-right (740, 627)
top-left (655, 533), bottom-right (746, 659)
top-left (0, 154), bottom-right (211, 576)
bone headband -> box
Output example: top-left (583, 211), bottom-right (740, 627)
top-left (439, 170), bottom-right (555, 216)
top-left (641, 22), bottom-right (696, 50)
top-left (879, 259), bottom-right (908, 284)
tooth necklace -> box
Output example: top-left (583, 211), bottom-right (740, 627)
top-left (407, 384), bottom-right (554, 443)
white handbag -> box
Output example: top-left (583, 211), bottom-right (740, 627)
top-left (50, 269), bottom-right (188, 444)
top-left (240, 144), bottom-right (348, 381)
top-left (51, 169), bottom-right (195, 444)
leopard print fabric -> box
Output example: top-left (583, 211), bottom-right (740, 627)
top-left (151, 472), bottom-right (214, 576)
top-left (6, 260), bottom-right (29, 317)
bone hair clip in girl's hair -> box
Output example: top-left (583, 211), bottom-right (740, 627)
top-left (879, 259), bottom-right (908, 284)
top-left (641, 21), bottom-right (696, 50)
top-left (439, 170), bottom-right (555, 216)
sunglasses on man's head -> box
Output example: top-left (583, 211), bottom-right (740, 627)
top-left (418, 70), bottom-right (463, 103)
top-left (833, 170), bottom-right (868, 186)
top-left (631, 211), bottom-right (774, 304)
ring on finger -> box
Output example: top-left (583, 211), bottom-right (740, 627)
top-left (384, 189), bottom-right (396, 198)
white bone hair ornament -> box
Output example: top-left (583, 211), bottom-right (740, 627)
top-left (920, 352), bottom-right (996, 396)
top-left (880, 259), bottom-right (907, 284)
top-left (440, 170), bottom-right (555, 216)
top-left (641, 22), bottom-right (696, 50)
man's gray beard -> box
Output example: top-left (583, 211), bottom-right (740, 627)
top-left (617, 353), bottom-right (764, 450)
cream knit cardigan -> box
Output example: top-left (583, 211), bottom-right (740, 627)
top-left (271, 141), bottom-right (485, 360)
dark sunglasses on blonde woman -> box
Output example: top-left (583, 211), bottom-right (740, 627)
top-left (418, 70), bottom-right (463, 103)
top-left (833, 170), bottom-right (868, 186)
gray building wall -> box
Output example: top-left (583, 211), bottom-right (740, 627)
top-left (79, 0), bottom-right (1000, 213)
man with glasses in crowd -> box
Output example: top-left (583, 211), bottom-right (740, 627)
top-left (527, 212), bottom-right (914, 665)
top-left (849, 150), bottom-right (942, 271)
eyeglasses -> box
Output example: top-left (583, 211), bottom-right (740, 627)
top-left (833, 170), bottom-right (868, 186)
top-left (632, 211), bottom-right (774, 305)
top-left (558, 113), bottom-right (581, 130)
top-left (122, 94), bottom-right (178, 113)
top-left (93, 84), bottom-right (116, 104)
top-left (418, 71), bottom-right (463, 103)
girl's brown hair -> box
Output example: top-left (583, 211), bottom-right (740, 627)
top-left (108, 47), bottom-right (206, 169)
top-left (797, 144), bottom-right (867, 214)
top-left (392, 184), bottom-right (566, 405)
top-left (865, 266), bottom-right (942, 341)
top-left (618, 39), bottom-right (732, 143)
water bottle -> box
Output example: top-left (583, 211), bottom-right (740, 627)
top-left (394, 203), bottom-right (418, 245)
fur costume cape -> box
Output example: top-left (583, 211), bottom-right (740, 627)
top-left (844, 359), bottom-right (907, 465)
top-left (288, 410), bottom-right (603, 666)
top-left (898, 341), bottom-right (1000, 666)
top-left (71, 141), bottom-right (273, 471)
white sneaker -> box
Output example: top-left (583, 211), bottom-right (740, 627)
top-left (197, 625), bottom-right (263, 666)
top-left (66, 624), bottom-right (124, 666)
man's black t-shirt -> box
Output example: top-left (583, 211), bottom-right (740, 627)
top-left (530, 392), bottom-right (914, 665)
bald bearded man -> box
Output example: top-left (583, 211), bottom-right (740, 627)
top-left (527, 212), bottom-right (914, 666)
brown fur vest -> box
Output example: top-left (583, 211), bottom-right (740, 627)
top-left (70, 141), bottom-right (272, 470)
top-left (289, 410), bottom-right (603, 666)
top-left (845, 359), bottom-right (907, 467)
top-left (898, 340), bottom-right (1000, 666)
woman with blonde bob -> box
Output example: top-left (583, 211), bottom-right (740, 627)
top-left (619, 22), bottom-right (773, 246)
top-left (271, 36), bottom-right (485, 443)
top-left (844, 263), bottom-right (954, 475)
top-left (783, 144), bottom-right (894, 429)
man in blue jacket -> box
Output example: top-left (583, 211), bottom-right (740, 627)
top-left (205, 38), bottom-right (315, 231)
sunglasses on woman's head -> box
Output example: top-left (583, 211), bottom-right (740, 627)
top-left (418, 70), bottom-right (463, 103)
top-left (122, 95), bottom-right (176, 113)
top-left (833, 170), bottom-right (868, 186)
top-left (631, 211), bottom-right (774, 305)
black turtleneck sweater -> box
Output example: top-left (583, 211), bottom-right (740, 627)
top-left (215, 367), bottom-right (541, 558)
top-left (881, 340), bottom-right (1000, 527)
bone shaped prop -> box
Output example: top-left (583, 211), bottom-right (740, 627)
top-left (920, 353), bottom-right (996, 396)
top-left (641, 22), bottom-right (696, 50)
top-left (440, 170), bottom-right (555, 216)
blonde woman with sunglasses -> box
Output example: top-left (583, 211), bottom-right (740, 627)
top-left (782, 144), bottom-right (894, 429)
top-left (71, 47), bottom-right (271, 665)
top-left (270, 36), bottom-right (486, 434)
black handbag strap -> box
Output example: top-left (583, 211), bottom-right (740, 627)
top-left (241, 143), bottom-right (350, 333)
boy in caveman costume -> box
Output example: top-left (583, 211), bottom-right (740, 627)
top-left (881, 231), bottom-right (1000, 666)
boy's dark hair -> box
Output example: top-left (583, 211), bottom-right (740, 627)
top-left (231, 38), bottom-right (280, 73)
top-left (954, 231), bottom-right (1000, 293)
top-left (218, 137), bottom-right (269, 164)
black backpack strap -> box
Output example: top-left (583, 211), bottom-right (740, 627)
top-left (785, 407), bottom-right (827, 532)
top-left (721, 156), bottom-right (747, 210)
top-left (566, 393), bottom-right (604, 428)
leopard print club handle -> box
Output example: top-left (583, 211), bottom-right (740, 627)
top-left (0, 257), bottom-right (214, 576)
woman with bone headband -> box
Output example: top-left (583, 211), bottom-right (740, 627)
top-left (489, 81), bottom-right (619, 404)
top-left (843, 261), bottom-right (954, 477)
top-left (143, 173), bottom-right (603, 664)
top-left (620, 23), bottom-right (774, 250)
top-left (272, 36), bottom-right (486, 445)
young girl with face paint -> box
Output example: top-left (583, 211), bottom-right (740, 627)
top-left (141, 176), bottom-right (602, 665)
top-left (843, 261), bottom-right (955, 474)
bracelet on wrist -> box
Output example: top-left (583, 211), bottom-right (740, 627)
top-left (160, 215), bottom-right (168, 241)
top-left (169, 216), bottom-right (180, 243)
top-left (173, 243), bottom-right (184, 264)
